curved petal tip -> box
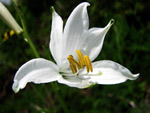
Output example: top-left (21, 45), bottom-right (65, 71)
top-left (50, 6), bottom-right (55, 13)
top-left (110, 19), bottom-right (115, 25)
top-left (105, 19), bottom-right (115, 29)
top-left (12, 80), bottom-right (19, 93)
top-left (80, 2), bottom-right (90, 6)
top-left (102, 19), bottom-right (115, 34)
top-left (132, 73), bottom-right (140, 80)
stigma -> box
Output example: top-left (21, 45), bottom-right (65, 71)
top-left (67, 50), bottom-right (93, 74)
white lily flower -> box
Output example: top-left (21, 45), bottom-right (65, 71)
top-left (12, 2), bottom-right (139, 93)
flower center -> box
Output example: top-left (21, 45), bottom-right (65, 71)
top-left (67, 50), bottom-right (93, 74)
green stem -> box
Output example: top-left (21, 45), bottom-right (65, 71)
top-left (51, 83), bottom-right (69, 113)
top-left (13, 3), bottom-right (46, 103)
top-left (114, 27), bottom-right (123, 64)
top-left (13, 2), bottom-right (69, 113)
top-left (13, 2), bottom-right (39, 58)
top-left (31, 84), bottom-right (46, 104)
top-left (20, 19), bottom-right (40, 58)
top-left (42, 45), bottom-right (69, 113)
top-left (42, 84), bottom-right (57, 113)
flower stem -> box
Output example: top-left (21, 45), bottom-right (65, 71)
top-left (13, 2), bottom-right (69, 113)
top-left (42, 84), bottom-right (57, 113)
top-left (42, 46), bottom-right (69, 113)
top-left (20, 19), bottom-right (40, 58)
top-left (114, 25), bottom-right (123, 64)
top-left (51, 83), bottom-right (69, 113)
top-left (31, 84), bottom-right (46, 103)
top-left (12, 2), bottom-right (39, 58)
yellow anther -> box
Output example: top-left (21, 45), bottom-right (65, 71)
top-left (86, 55), bottom-right (93, 72)
top-left (9, 30), bottom-right (15, 37)
top-left (84, 55), bottom-right (89, 72)
top-left (67, 55), bottom-right (81, 70)
top-left (70, 64), bottom-right (77, 74)
top-left (68, 55), bottom-right (73, 58)
top-left (84, 55), bottom-right (93, 73)
top-left (76, 50), bottom-right (85, 68)
top-left (3, 32), bottom-right (9, 42)
top-left (67, 50), bottom-right (93, 74)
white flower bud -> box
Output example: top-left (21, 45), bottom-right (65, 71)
top-left (0, 2), bottom-right (23, 34)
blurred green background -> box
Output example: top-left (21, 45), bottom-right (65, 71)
top-left (0, 0), bottom-right (150, 113)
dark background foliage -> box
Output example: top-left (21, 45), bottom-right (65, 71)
top-left (0, 0), bottom-right (149, 112)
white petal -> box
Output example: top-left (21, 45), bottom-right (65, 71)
top-left (50, 7), bottom-right (63, 66)
top-left (62, 2), bottom-right (90, 59)
top-left (84, 60), bottom-right (139, 84)
top-left (60, 19), bottom-right (114, 69)
top-left (12, 58), bottom-right (61, 93)
top-left (81, 19), bottom-right (114, 61)
top-left (58, 76), bottom-right (92, 88)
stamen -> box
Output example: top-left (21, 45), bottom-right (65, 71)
top-left (3, 32), bottom-right (9, 41)
top-left (9, 30), bottom-right (15, 36)
top-left (67, 55), bottom-right (81, 69)
top-left (84, 55), bottom-right (89, 72)
top-left (70, 64), bottom-right (77, 74)
top-left (67, 50), bottom-right (93, 74)
top-left (76, 50), bottom-right (85, 68)
top-left (69, 55), bottom-right (73, 58)
top-left (84, 55), bottom-right (93, 72)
